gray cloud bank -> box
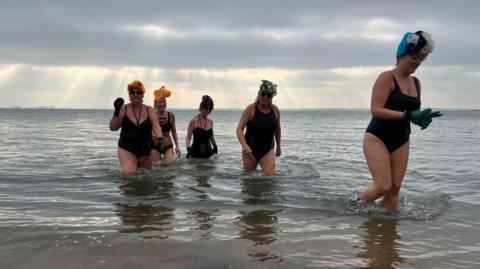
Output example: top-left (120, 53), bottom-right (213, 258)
top-left (1, 0), bottom-right (479, 69)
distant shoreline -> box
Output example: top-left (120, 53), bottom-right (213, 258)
top-left (1, 107), bottom-right (479, 112)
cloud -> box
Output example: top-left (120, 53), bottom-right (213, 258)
top-left (0, 1), bottom-right (479, 108)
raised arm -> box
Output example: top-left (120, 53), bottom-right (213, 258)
top-left (109, 104), bottom-right (126, 131)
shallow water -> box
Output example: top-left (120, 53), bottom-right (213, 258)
top-left (1, 108), bottom-right (479, 268)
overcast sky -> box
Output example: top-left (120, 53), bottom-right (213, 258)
top-left (1, 0), bottom-right (479, 109)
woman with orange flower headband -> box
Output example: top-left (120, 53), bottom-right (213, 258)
top-left (151, 86), bottom-right (181, 164)
top-left (109, 80), bottom-right (165, 174)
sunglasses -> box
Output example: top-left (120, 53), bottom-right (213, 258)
top-left (129, 90), bottom-right (143, 95)
top-left (260, 92), bottom-right (273, 98)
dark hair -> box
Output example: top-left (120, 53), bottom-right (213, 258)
top-left (199, 95), bottom-right (214, 111)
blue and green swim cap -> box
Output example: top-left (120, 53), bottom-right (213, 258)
top-left (396, 31), bottom-right (434, 57)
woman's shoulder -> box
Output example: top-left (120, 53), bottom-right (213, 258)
top-left (245, 103), bottom-right (257, 112)
top-left (375, 70), bottom-right (395, 89)
top-left (145, 104), bottom-right (155, 111)
top-left (167, 110), bottom-right (175, 118)
top-left (378, 70), bottom-right (394, 80)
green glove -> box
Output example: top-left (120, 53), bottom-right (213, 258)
top-left (403, 108), bottom-right (443, 130)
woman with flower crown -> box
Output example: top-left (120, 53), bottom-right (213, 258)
top-left (236, 80), bottom-right (282, 176)
top-left (356, 31), bottom-right (442, 212)
top-left (151, 86), bottom-right (181, 164)
top-left (109, 80), bottom-right (165, 174)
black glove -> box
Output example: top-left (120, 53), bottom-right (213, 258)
top-left (212, 144), bottom-right (218, 155)
top-left (154, 138), bottom-right (166, 153)
top-left (186, 147), bottom-right (192, 158)
top-left (113, 97), bottom-right (124, 116)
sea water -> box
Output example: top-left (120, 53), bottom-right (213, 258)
top-left (0, 108), bottom-right (479, 268)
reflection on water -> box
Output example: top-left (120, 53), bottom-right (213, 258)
top-left (115, 204), bottom-right (174, 239)
top-left (118, 175), bottom-right (177, 199)
top-left (236, 177), bottom-right (282, 262)
top-left (236, 210), bottom-right (281, 246)
top-left (115, 176), bottom-right (177, 239)
top-left (357, 218), bottom-right (406, 269)
top-left (240, 177), bottom-right (280, 205)
top-left (190, 209), bottom-right (217, 239)
top-left (190, 173), bottom-right (217, 238)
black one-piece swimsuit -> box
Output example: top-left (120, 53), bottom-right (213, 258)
top-left (366, 74), bottom-right (421, 153)
top-left (245, 105), bottom-right (277, 160)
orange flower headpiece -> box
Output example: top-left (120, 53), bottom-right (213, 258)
top-left (127, 80), bottom-right (145, 93)
top-left (154, 86), bottom-right (171, 100)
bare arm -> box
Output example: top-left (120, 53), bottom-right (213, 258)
top-left (370, 71), bottom-right (404, 120)
top-left (170, 113), bottom-right (180, 149)
top-left (273, 105), bottom-right (281, 157)
top-left (209, 119), bottom-right (217, 146)
top-left (185, 118), bottom-right (196, 149)
top-left (236, 104), bottom-right (254, 148)
top-left (109, 105), bottom-right (126, 131)
top-left (273, 105), bottom-right (281, 146)
top-left (148, 106), bottom-right (163, 139)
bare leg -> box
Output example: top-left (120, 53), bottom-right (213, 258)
top-left (242, 152), bottom-right (258, 172)
top-left (162, 147), bottom-right (174, 165)
top-left (150, 149), bottom-right (162, 163)
top-left (383, 140), bottom-right (409, 212)
top-left (118, 147), bottom-right (139, 175)
top-left (258, 150), bottom-right (276, 176)
top-left (359, 133), bottom-right (393, 202)
top-left (138, 152), bottom-right (153, 169)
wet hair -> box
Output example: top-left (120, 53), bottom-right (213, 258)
top-left (199, 95), bottom-right (214, 111)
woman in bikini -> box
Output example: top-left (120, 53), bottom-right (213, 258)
top-left (151, 86), bottom-right (180, 164)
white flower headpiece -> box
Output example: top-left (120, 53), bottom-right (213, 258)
top-left (259, 80), bottom-right (278, 96)
top-left (419, 31), bottom-right (434, 54)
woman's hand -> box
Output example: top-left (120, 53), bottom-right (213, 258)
top-left (276, 146), bottom-right (281, 157)
top-left (175, 146), bottom-right (181, 158)
top-left (242, 144), bottom-right (252, 155)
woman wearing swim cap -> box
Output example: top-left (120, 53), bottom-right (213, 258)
top-left (109, 80), bottom-right (165, 174)
top-left (151, 86), bottom-right (181, 164)
top-left (185, 95), bottom-right (218, 160)
top-left (236, 80), bottom-right (281, 176)
top-left (357, 31), bottom-right (442, 212)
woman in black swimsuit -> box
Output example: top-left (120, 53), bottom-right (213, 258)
top-left (358, 31), bottom-right (442, 212)
top-left (185, 95), bottom-right (218, 160)
top-left (109, 80), bottom-right (164, 174)
top-left (236, 80), bottom-right (281, 176)
top-left (151, 86), bottom-right (180, 164)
